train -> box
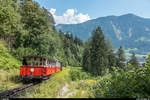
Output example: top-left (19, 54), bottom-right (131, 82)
top-left (20, 55), bottom-right (62, 80)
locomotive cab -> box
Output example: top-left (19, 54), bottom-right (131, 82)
top-left (20, 55), bottom-right (62, 80)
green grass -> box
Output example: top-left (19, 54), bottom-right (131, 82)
top-left (23, 67), bottom-right (72, 98)
top-left (23, 66), bottom-right (95, 98)
top-left (0, 69), bottom-right (22, 92)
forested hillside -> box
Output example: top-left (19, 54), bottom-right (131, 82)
top-left (0, 0), bottom-right (83, 67)
top-left (56, 14), bottom-right (150, 62)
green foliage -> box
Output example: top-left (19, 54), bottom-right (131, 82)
top-left (82, 39), bottom-right (91, 72)
top-left (82, 27), bottom-right (116, 76)
top-left (90, 27), bottom-right (109, 76)
top-left (12, 47), bottom-right (38, 60)
top-left (105, 39), bottom-right (117, 70)
top-left (0, 0), bottom-right (24, 50)
top-left (0, 69), bottom-right (22, 92)
top-left (145, 54), bottom-right (150, 67)
top-left (69, 67), bottom-right (92, 81)
top-left (93, 63), bottom-right (150, 98)
top-left (116, 46), bottom-right (126, 68)
top-left (129, 52), bottom-right (139, 67)
top-left (59, 32), bottom-right (84, 67)
top-left (0, 0), bottom-right (83, 67)
top-left (0, 41), bottom-right (21, 71)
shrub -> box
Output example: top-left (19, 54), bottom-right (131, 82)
top-left (69, 67), bottom-right (92, 81)
top-left (93, 63), bottom-right (150, 98)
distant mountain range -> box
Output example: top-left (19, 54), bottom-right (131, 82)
top-left (56, 13), bottom-right (150, 62)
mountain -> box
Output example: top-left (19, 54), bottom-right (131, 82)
top-left (56, 13), bottom-right (150, 61)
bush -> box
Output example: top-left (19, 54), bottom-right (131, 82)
top-left (69, 67), bottom-right (92, 81)
top-left (93, 63), bottom-right (150, 98)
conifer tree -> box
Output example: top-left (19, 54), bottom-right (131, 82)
top-left (145, 54), bottom-right (150, 67)
top-left (129, 52), bottom-right (139, 67)
top-left (82, 39), bottom-right (92, 71)
top-left (106, 39), bottom-right (117, 70)
top-left (116, 46), bottom-right (126, 68)
top-left (90, 27), bottom-right (108, 76)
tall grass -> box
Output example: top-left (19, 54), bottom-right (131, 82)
top-left (23, 67), bottom-right (95, 98)
top-left (0, 69), bottom-right (22, 92)
top-left (23, 67), bottom-right (72, 98)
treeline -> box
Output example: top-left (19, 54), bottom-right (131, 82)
top-left (82, 27), bottom-right (139, 76)
top-left (0, 0), bottom-right (83, 67)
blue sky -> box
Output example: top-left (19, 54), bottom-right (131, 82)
top-left (34, 0), bottom-right (150, 24)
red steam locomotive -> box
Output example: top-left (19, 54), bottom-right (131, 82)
top-left (20, 55), bottom-right (62, 80)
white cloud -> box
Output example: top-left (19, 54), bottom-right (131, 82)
top-left (49, 8), bottom-right (91, 24)
top-left (49, 8), bottom-right (56, 15)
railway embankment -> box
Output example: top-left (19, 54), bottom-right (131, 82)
top-left (0, 41), bottom-right (22, 92)
top-left (22, 67), bottom-right (95, 98)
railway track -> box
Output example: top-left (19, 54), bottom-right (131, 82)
top-left (0, 81), bottom-right (40, 99)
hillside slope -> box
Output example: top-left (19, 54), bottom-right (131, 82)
top-left (0, 41), bottom-right (22, 92)
top-left (0, 40), bottom-right (21, 71)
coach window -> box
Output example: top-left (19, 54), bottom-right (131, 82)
top-left (27, 58), bottom-right (32, 66)
top-left (45, 59), bottom-right (48, 67)
top-left (51, 63), bottom-right (53, 67)
top-left (47, 60), bottom-right (49, 67)
top-left (40, 58), bottom-right (42, 66)
top-left (33, 57), bottom-right (36, 66)
top-left (23, 58), bottom-right (27, 65)
top-left (56, 61), bottom-right (60, 67)
top-left (31, 58), bottom-right (33, 66)
top-left (47, 60), bottom-right (50, 67)
top-left (49, 61), bottom-right (51, 67)
top-left (37, 58), bottom-right (40, 66)
top-left (35, 60), bottom-right (38, 66)
top-left (43, 59), bottom-right (46, 67)
top-left (32, 57), bottom-right (35, 66)
top-left (52, 63), bottom-right (56, 67)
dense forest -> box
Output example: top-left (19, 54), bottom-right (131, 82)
top-left (0, 0), bottom-right (83, 67)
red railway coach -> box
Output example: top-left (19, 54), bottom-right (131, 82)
top-left (20, 55), bottom-right (62, 80)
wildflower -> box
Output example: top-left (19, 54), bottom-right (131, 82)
top-left (87, 80), bottom-right (96, 83)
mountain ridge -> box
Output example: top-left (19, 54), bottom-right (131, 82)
top-left (56, 13), bottom-right (150, 61)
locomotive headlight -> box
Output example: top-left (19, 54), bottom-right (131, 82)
top-left (31, 68), bottom-right (34, 72)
